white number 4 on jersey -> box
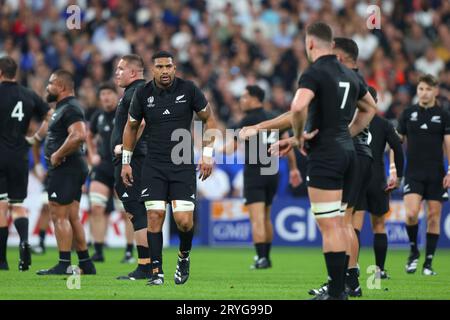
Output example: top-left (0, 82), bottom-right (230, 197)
top-left (11, 101), bottom-right (24, 122)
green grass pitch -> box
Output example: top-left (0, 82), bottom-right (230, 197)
top-left (0, 247), bottom-right (449, 300)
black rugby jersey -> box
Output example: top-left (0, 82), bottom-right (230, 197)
top-left (129, 77), bottom-right (208, 165)
top-left (44, 96), bottom-right (85, 163)
top-left (397, 104), bottom-right (450, 178)
top-left (352, 69), bottom-right (372, 158)
top-left (90, 109), bottom-right (115, 162)
top-left (298, 55), bottom-right (367, 153)
top-left (0, 81), bottom-right (49, 152)
top-left (369, 115), bottom-right (404, 178)
top-left (110, 79), bottom-right (147, 161)
top-left (234, 107), bottom-right (279, 180)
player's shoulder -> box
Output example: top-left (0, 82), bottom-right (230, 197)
top-left (402, 104), bottom-right (419, 116)
top-left (65, 97), bottom-right (85, 116)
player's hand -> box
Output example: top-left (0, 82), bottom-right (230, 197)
top-left (269, 137), bottom-right (298, 157)
top-left (114, 144), bottom-right (123, 157)
top-left (239, 125), bottom-right (258, 140)
top-left (385, 171), bottom-right (400, 192)
top-left (89, 154), bottom-right (101, 166)
top-left (443, 173), bottom-right (450, 189)
top-left (198, 155), bottom-right (214, 181)
top-left (121, 164), bottom-right (134, 187)
top-left (33, 163), bottom-right (46, 181)
top-left (25, 135), bottom-right (37, 145)
top-left (299, 129), bottom-right (319, 156)
top-left (289, 169), bottom-right (302, 188)
top-left (50, 152), bottom-right (65, 167)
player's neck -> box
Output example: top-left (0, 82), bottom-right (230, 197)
top-left (126, 77), bottom-right (144, 87)
top-left (312, 49), bottom-right (333, 62)
top-left (56, 91), bottom-right (75, 103)
top-left (418, 100), bottom-right (436, 109)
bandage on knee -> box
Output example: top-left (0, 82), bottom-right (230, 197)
top-left (89, 192), bottom-right (108, 207)
top-left (171, 200), bottom-right (195, 212)
top-left (144, 200), bottom-right (166, 211)
top-left (311, 201), bottom-right (342, 219)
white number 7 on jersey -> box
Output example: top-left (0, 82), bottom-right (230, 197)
top-left (11, 101), bottom-right (25, 122)
top-left (339, 82), bottom-right (350, 110)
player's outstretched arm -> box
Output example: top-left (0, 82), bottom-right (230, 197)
top-left (239, 111), bottom-right (292, 140)
top-left (196, 104), bottom-right (217, 181)
top-left (350, 92), bottom-right (377, 137)
top-left (291, 88), bottom-right (313, 145)
top-left (51, 121), bottom-right (86, 167)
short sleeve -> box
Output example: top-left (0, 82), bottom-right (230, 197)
top-left (357, 77), bottom-right (368, 100)
top-left (191, 82), bottom-right (208, 113)
top-left (63, 106), bottom-right (84, 129)
top-left (128, 88), bottom-right (144, 122)
top-left (442, 109), bottom-right (450, 135)
top-left (298, 68), bottom-right (319, 93)
top-left (32, 91), bottom-right (50, 120)
top-left (397, 109), bottom-right (408, 135)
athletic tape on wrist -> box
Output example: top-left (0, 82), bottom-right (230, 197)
top-left (203, 146), bottom-right (213, 157)
top-left (122, 150), bottom-right (133, 164)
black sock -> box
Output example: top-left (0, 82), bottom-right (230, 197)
top-left (424, 233), bottom-right (439, 267)
top-left (125, 243), bottom-right (133, 256)
top-left (346, 268), bottom-right (360, 290)
top-left (373, 233), bottom-right (388, 271)
top-left (406, 224), bottom-right (419, 254)
top-left (265, 243), bottom-right (272, 260)
top-left (147, 231), bottom-right (163, 273)
top-left (39, 229), bottom-right (46, 245)
top-left (94, 242), bottom-right (104, 256)
top-left (14, 217), bottom-right (28, 244)
top-left (255, 243), bottom-right (267, 259)
top-left (178, 228), bottom-right (194, 258)
top-left (0, 227), bottom-right (8, 262)
top-left (324, 252), bottom-right (346, 298)
top-left (59, 251), bottom-right (71, 266)
top-left (343, 254), bottom-right (350, 284)
top-left (77, 250), bottom-right (91, 264)
top-left (137, 245), bottom-right (150, 272)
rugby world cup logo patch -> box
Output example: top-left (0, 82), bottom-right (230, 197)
top-left (147, 96), bottom-right (155, 108)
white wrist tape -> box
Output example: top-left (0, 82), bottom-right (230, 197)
top-left (203, 146), bottom-right (214, 157)
top-left (122, 150), bottom-right (133, 164)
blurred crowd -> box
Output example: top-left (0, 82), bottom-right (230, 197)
top-left (1, 0), bottom-right (450, 198)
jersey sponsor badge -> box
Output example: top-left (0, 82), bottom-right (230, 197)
top-left (410, 112), bottom-right (418, 121)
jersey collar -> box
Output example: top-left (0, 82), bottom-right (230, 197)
top-left (125, 79), bottom-right (145, 92)
top-left (55, 96), bottom-right (76, 108)
top-left (151, 78), bottom-right (178, 96)
top-left (314, 54), bottom-right (336, 64)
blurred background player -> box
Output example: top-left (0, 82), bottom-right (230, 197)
top-left (113, 54), bottom-right (151, 280)
top-left (221, 85), bottom-right (302, 269)
top-left (86, 82), bottom-right (135, 263)
top-left (352, 86), bottom-right (404, 279)
top-left (0, 56), bottom-right (49, 271)
top-left (397, 74), bottom-right (450, 276)
top-left (122, 51), bottom-right (217, 285)
top-left (36, 70), bottom-right (95, 275)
